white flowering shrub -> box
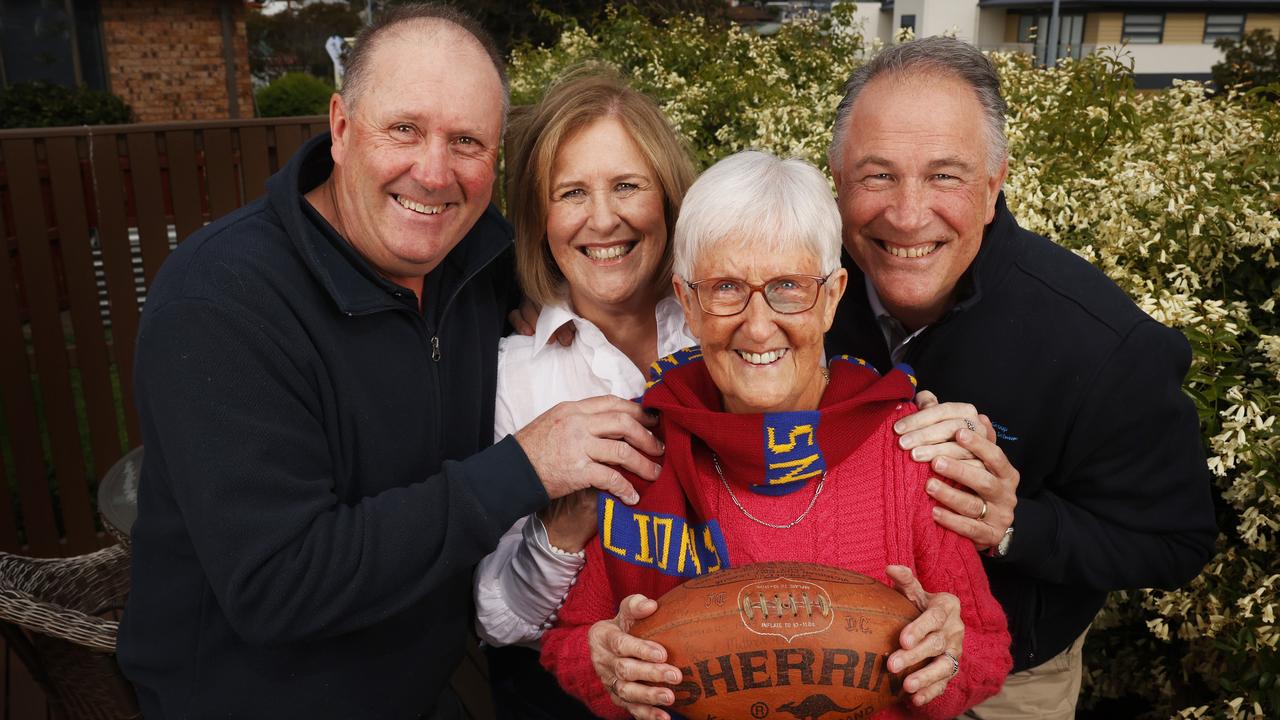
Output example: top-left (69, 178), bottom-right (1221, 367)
top-left (997, 50), bottom-right (1280, 720)
top-left (509, 5), bottom-right (868, 167)
top-left (510, 8), bottom-right (1280, 718)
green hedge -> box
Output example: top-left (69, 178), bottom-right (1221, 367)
top-left (510, 7), bottom-right (1280, 718)
top-left (255, 72), bottom-right (333, 118)
top-left (0, 81), bottom-right (132, 129)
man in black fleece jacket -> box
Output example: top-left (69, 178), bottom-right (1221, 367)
top-left (826, 38), bottom-right (1216, 718)
top-left (117, 5), bottom-right (660, 718)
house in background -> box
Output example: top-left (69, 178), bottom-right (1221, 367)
top-left (0, 0), bottom-right (254, 121)
top-left (855, 1), bottom-right (1280, 87)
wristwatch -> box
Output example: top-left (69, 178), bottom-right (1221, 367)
top-left (988, 525), bottom-right (1015, 559)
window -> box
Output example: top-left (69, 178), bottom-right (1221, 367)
top-left (1018, 12), bottom-right (1085, 64)
top-left (1204, 13), bottom-right (1245, 43)
top-left (0, 0), bottom-right (107, 89)
top-left (1017, 14), bottom-right (1039, 43)
top-left (900, 14), bottom-right (916, 33)
top-left (1123, 13), bottom-right (1164, 44)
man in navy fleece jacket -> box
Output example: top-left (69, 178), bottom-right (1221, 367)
top-left (117, 5), bottom-right (662, 718)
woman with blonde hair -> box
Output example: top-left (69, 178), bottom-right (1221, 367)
top-left (474, 66), bottom-right (698, 718)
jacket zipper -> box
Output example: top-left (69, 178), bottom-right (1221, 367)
top-left (425, 240), bottom-right (510, 453)
top-left (428, 241), bottom-right (510, 363)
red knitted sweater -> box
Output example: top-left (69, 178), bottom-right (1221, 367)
top-left (540, 352), bottom-right (1011, 719)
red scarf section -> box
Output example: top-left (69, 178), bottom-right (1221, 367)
top-left (595, 349), bottom-right (918, 601)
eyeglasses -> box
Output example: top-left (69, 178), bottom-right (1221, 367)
top-left (684, 273), bottom-right (831, 317)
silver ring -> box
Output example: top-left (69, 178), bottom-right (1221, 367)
top-left (977, 500), bottom-right (989, 521)
top-left (964, 418), bottom-right (977, 433)
top-left (943, 650), bottom-right (960, 678)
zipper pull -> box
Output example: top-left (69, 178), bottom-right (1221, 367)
top-left (430, 335), bottom-right (441, 362)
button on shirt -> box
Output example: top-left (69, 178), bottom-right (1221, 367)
top-left (474, 296), bottom-right (697, 647)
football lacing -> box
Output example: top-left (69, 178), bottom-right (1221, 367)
top-left (739, 591), bottom-right (832, 620)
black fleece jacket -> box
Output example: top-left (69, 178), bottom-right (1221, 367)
top-left (118, 134), bottom-right (547, 717)
top-left (827, 194), bottom-right (1217, 672)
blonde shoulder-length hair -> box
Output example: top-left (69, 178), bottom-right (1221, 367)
top-left (507, 65), bottom-right (697, 307)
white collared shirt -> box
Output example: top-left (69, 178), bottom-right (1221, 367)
top-left (474, 295), bottom-right (697, 647)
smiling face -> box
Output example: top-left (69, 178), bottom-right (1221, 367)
top-left (676, 241), bottom-right (847, 415)
top-left (326, 23), bottom-right (504, 290)
top-left (545, 117), bottom-right (668, 318)
top-left (831, 71), bottom-right (1007, 331)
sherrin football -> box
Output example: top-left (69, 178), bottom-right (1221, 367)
top-left (629, 562), bottom-right (921, 720)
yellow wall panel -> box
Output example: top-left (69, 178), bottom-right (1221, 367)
top-left (1245, 13), bottom-right (1280, 36)
top-left (1164, 13), bottom-right (1205, 44)
top-left (1092, 12), bottom-right (1123, 44)
top-left (1084, 13), bottom-right (1100, 44)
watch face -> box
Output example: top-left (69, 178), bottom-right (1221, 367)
top-left (996, 527), bottom-right (1015, 557)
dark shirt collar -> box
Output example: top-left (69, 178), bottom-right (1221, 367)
top-left (832, 191), bottom-right (1023, 370)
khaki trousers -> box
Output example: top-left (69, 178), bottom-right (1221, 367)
top-left (963, 627), bottom-right (1090, 720)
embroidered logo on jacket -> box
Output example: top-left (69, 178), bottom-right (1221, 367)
top-left (991, 421), bottom-right (1019, 442)
top-left (599, 495), bottom-right (729, 578)
top-left (759, 411), bottom-right (825, 495)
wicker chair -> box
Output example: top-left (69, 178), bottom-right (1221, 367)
top-left (0, 543), bottom-right (140, 719)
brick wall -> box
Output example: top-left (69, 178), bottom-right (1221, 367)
top-left (101, 0), bottom-right (254, 122)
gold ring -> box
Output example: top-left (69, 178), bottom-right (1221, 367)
top-left (610, 677), bottom-right (621, 696)
top-left (977, 500), bottom-right (988, 521)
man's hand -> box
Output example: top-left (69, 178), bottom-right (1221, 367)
top-left (539, 489), bottom-right (598, 553)
top-left (515, 396), bottom-right (662, 505)
top-left (507, 298), bottom-right (576, 345)
top-left (896, 391), bottom-right (1019, 550)
top-left (886, 565), bottom-right (964, 707)
top-left (589, 595), bottom-right (682, 720)
top-left (894, 390), bottom-right (996, 462)
top-left (926, 428), bottom-right (1019, 551)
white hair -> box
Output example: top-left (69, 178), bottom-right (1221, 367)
top-left (672, 151), bottom-right (842, 281)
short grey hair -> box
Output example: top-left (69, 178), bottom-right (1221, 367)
top-left (340, 3), bottom-right (509, 125)
top-left (672, 151), bottom-right (842, 281)
top-left (828, 36), bottom-right (1007, 173)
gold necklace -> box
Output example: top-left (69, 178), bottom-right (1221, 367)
top-left (710, 366), bottom-right (830, 530)
top-left (712, 453), bottom-right (826, 530)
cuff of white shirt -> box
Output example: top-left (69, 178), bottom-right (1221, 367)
top-left (478, 515), bottom-right (586, 646)
top-left (529, 513), bottom-right (587, 561)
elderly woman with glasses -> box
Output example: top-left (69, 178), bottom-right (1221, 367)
top-left (539, 151), bottom-right (1013, 720)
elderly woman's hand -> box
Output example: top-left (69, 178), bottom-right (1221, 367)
top-left (895, 390), bottom-right (995, 461)
top-left (589, 594), bottom-right (683, 720)
top-left (507, 297), bottom-right (576, 346)
top-left (885, 565), bottom-right (964, 707)
top-left (539, 488), bottom-right (598, 553)
top-left (898, 391), bottom-right (1020, 552)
